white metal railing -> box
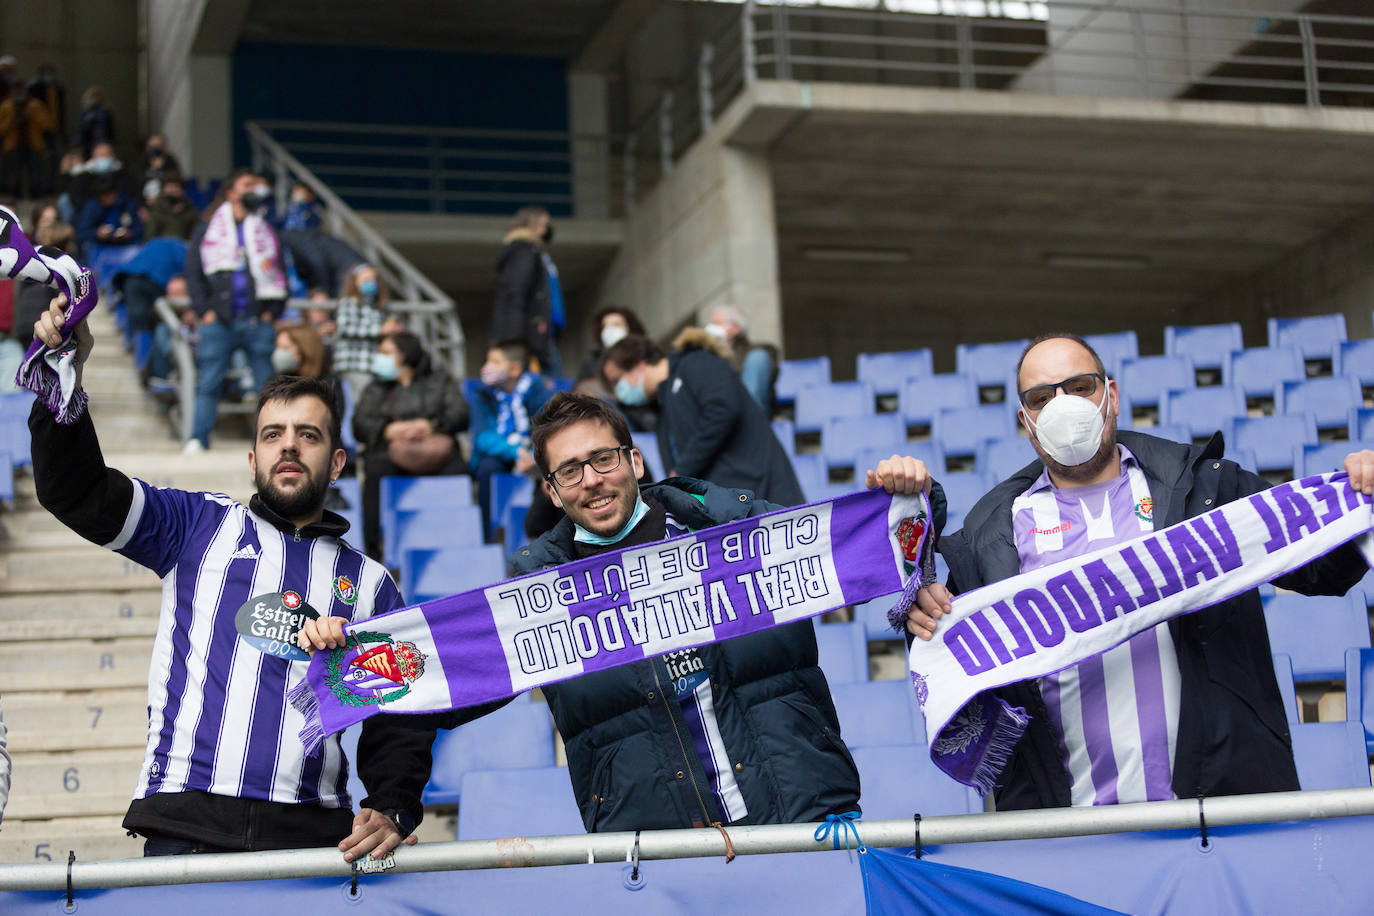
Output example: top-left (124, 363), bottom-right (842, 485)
top-left (244, 122), bottom-right (466, 377)
top-left (1, 787), bottom-right (1371, 890)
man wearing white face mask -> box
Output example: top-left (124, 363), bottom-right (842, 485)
top-left (470, 338), bottom-right (556, 532)
top-left (924, 332), bottom-right (1374, 811)
top-left (703, 305), bottom-right (777, 411)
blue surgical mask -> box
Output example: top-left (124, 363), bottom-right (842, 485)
top-left (359, 279), bottom-right (378, 300)
top-left (615, 375), bottom-right (647, 407)
top-left (371, 352), bottom-right (399, 380)
top-left (89, 157), bottom-right (115, 173)
top-left (574, 496), bottom-right (650, 546)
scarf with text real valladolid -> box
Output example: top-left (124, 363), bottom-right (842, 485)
top-left (909, 471), bottom-right (1374, 794)
top-left (289, 487), bottom-right (939, 751)
top-left (3, 206), bottom-right (100, 423)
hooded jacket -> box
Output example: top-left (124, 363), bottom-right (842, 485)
top-left (490, 227), bottom-right (552, 366)
top-left (938, 429), bottom-right (1367, 810)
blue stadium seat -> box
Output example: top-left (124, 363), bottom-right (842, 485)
top-left (338, 379), bottom-right (358, 457)
top-left (1272, 653), bottom-right (1301, 726)
top-left (1164, 322), bottom-right (1243, 372)
top-left (975, 435), bottom-right (1035, 480)
top-left (1227, 413), bottom-right (1317, 473)
top-left (1158, 385), bottom-right (1247, 440)
top-left (1296, 441), bottom-right (1374, 478)
top-left (634, 436), bottom-right (664, 480)
top-left (403, 544), bottom-right (507, 604)
top-left (956, 338), bottom-right (1030, 388)
top-left (1083, 330), bottom-right (1139, 377)
top-left (1117, 354), bottom-right (1195, 409)
top-left (1263, 592), bottom-right (1371, 682)
top-left (898, 373), bottom-right (979, 428)
top-left (488, 473), bottom-right (535, 539)
top-left (853, 441), bottom-right (946, 478)
top-left (1120, 422), bottom-right (1191, 446)
top-left (771, 419), bottom-right (796, 457)
top-left (794, 381), bottom-right (875, 434)
top-left (850, 744), bottom-right (984, 817)
top-left (1268, 314), bottom-right (1347, 360)
top-left (0, 391), bottom-right (35, 419)
top-left (1351, 407), bottom-right (1374, 441)
top-left (423, 701), bottom-right (556, 805)
top-left (1276, 376), bottom-right (1364, 430)
top-left (331, 477), bottom-right (363, 543)
top-left (791, 453), bottom-right (830, 502)
top-left (1333, 338), bottom-right (1374, 387)
top-left (456, 767), bottom-right (583, 840)
top-left (814, 621), bottom-right (869, 685)
top-left (1, 416), bottom-right (31, 467)
top-left (381, 475), bottom-right (474, 555)
top-left (821, 414), bottom-right (907, 470)
top-left (0, 451), bottom-right (11, 504)
top-left (856, 349), bottom-right (934, 397)
top-left (1290, 722), bottom-right (1372, 790)
top-left (855, 591), bottom-right (905, 641)
top-left (390, 506), bottom-right (485, 567)
top-left (1223, 345), bottom-right (1306, 400)
top-left (1225, 446), bottom-right (1258, 474)
top-left (1345, 647), bottom-right (1374, 752)
top-left (830, 679), bottom-right (925, 747)
top-left (931, 404), bottom-right (1017, 458)
top-left (504, 503), bottom-right (530, 557)
top-left (775, 357), bottom-right (832, 406)
top-left (938, 470), bottom-right (992, 532)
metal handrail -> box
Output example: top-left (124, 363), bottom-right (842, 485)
top-left (244, 121), bottom-right (465, 377)
top-left (1, 787), bottom-right (1371, 890)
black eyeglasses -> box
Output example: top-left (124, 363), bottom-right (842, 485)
top-left (1018, 373), bottom-right (1106, 411)
top-left (545, 446), bottom-right (631, 488)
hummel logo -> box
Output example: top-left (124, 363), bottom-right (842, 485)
top-left (230, 544), bottom-right (260, 561)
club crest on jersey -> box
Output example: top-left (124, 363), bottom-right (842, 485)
top-left (1135, 496), bottom-right (1154, 523)
top-left (325, 631), bottom-right (427, 707)
top-left (333, 575), bottom-right (358, 605)
top-left (283, 590), bottom-right (303, 610)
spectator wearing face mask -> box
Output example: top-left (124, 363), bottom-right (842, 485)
top-left (146, 275), bottom-right (193, 388)
top-left (144, 173), bottom-right (199, 240)
top-left (73, 84), bottom-right (114, 160)
top-left (491, 205), bottom-right (562, 377)
top-left (332, 262), bottom-right (390, 399)
top-left (272, 321), bottom-right (345, 419)
top-left (352, 331), bottom-right (469, 560)
top-left (138, 133), bottom-right (180, 184)
top-left (470, 338), bottom-right (556, 533)
top-left (75, 175), bottom-right (142, 252)
top-left (703, 304), bottom-right (779, 411)
top-left (279, 182), bottom-right (321, 231)
top-left (576, 305), bottom-right (657, 433)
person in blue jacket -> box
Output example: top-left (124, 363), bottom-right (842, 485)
top-left (111, 235), bottom-right (187, 348)
top-left (470, 338), bottom-right (555, 532)
top-left (74, 176), bottom-right (141, 254)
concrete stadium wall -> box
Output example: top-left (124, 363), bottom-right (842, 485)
top-left (0, 0), bottom-right (140, 161)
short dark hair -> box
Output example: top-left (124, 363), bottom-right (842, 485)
top-left (531, 392), bottom-right (633, 475)
top-left (384, 330), bottom-right (428, 372)
top-left (490, 338), bottom-right (530, 367)
top-left (254, 375), bottom-right (342, 453)
top-left (601, 334), bottom-right (663, 381)
top-left (1015, 333), bottom-right (1108, 393)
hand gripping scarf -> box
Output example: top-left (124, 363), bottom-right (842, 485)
top-left (908, 471), bottom-right (1374, 793)
top-left (3, 206), bottom-right (99, 423)
top-left (289, 487), bottom-right (938, 751)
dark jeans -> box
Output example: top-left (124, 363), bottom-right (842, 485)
top-left (143, 835), bottom-right (236, 856)
top-left (120, 273), bottom-right (163, 334)
top-left (362, 447), bottom-right (468, 560)
top-left (190, 315), bottom-right (275, 447)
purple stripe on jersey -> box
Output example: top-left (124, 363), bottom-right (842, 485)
top-left (1077, 655), bottom-right (1119, 805)
top-left (184, 522), bottom-right (264, 791)
top-left (679, 686), bottom-right (730, 823)
top-left (1129, 628), bottom-right (1174, 800)
top-left (241, 532), bottom-right (309, 799)
top-left (144, 502), bottom-right (234, 796)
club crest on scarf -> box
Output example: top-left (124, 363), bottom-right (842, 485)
top-left (895, 512), bottom-right (929, 575)
top-left (325, 631), bottom-right (427, 706)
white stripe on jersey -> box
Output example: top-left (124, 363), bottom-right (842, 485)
top-left (136, 568), bottom-right (182, 798)
top-left (1014, 489), bottom-right (1064, 554)
top-left (1101, 640), bottom-right (1144, 801)
top-left (690, 681), bottom-right (749, 822)
top-left (1051, 667), bottom-right (1095, 802)
top-left (1081, 490), bottom-right (1114, 542)
top-left (209, 515), bottom-right (285, 796)
top-left (104, 477), bottom-right (146, 551)
top-left (157, 504), bottom-right (245, 793)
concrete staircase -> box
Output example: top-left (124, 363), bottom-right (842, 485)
top-left (0, 303), bottom-right (252, 862)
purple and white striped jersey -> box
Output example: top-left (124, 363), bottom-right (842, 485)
top-left (107, 480), bottom-right (403, 809)
top-left (663, 511), bottom-right (749, 823)
top-left (1012, 445), bottom-right (1181, 806)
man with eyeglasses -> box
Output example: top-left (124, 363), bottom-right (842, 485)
top-left (495, 392), bottom-right (945, 833)
top-left (914, 332), bottom-right (1374, 811)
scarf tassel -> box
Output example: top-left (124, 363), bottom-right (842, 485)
top-left (288, 679), bottom-right (325, 755)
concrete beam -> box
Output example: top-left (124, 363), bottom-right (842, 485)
top-left (191, 0), bottom-right (252, 55)
top-left (572, 0), bottom-right (664, 73)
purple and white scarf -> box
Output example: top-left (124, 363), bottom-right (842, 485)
top-left (289, 487), bottom-right (937, 751)
top-left (910, 471), bottom-right (1374, 793)
top-left (3, 206), bottom-right (99, 424)
top-left (199, 201), bottom-right (286, 298)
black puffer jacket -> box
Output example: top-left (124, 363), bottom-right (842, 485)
top-left (510, 479), bottom-right (860, 831)
top-left (351, 370), bottom-right (469, 453)
top-left (939, 429), bottom-right (1367, 810)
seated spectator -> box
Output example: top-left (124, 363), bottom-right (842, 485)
top-left (332, 262), bottom-right (390, 397)
top-left (30, 200), bottom-right (59, 236)
top-left (470, 338), bottom-right (555, 533)
top-left (75, 176), bottom-right (142, 252)
top-left (280, 182), bottom-right (321, 231)
top-left (352, 331), bottom-right (469, 560)
top-left (110, 236), bottom-right (188, 359)
top-left (304, 287), bottom-right (337, 340)
top-left (143, 173), bottom-right (198, 240)
top-left (0, 80), bottom-right (52, 197)
top-left (11, 218), bottom-right (72, 345)
top-left (273, 320), bottom-right (343, 413)
top-left (147, 274), bottom-right (192, 388)
top-left (577, 304), bottom-right (655, 432)
top-left (705, 304), bottom-right (778, 411)
top-left (138, 133), bottom-right (180, 185)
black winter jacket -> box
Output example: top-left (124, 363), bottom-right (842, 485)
top-left (184, 219), bottom-right (286, 324)
top-left (939, 430), bottom-right (1367, 810)
top-left (508, 479), bottom-right (861, 832)
top-left (490, 230), bottom-right (552, 366)
top-left (656, 347), bottom-right (804, 508)
top-left (351, 370), bottom-right (470, 453)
